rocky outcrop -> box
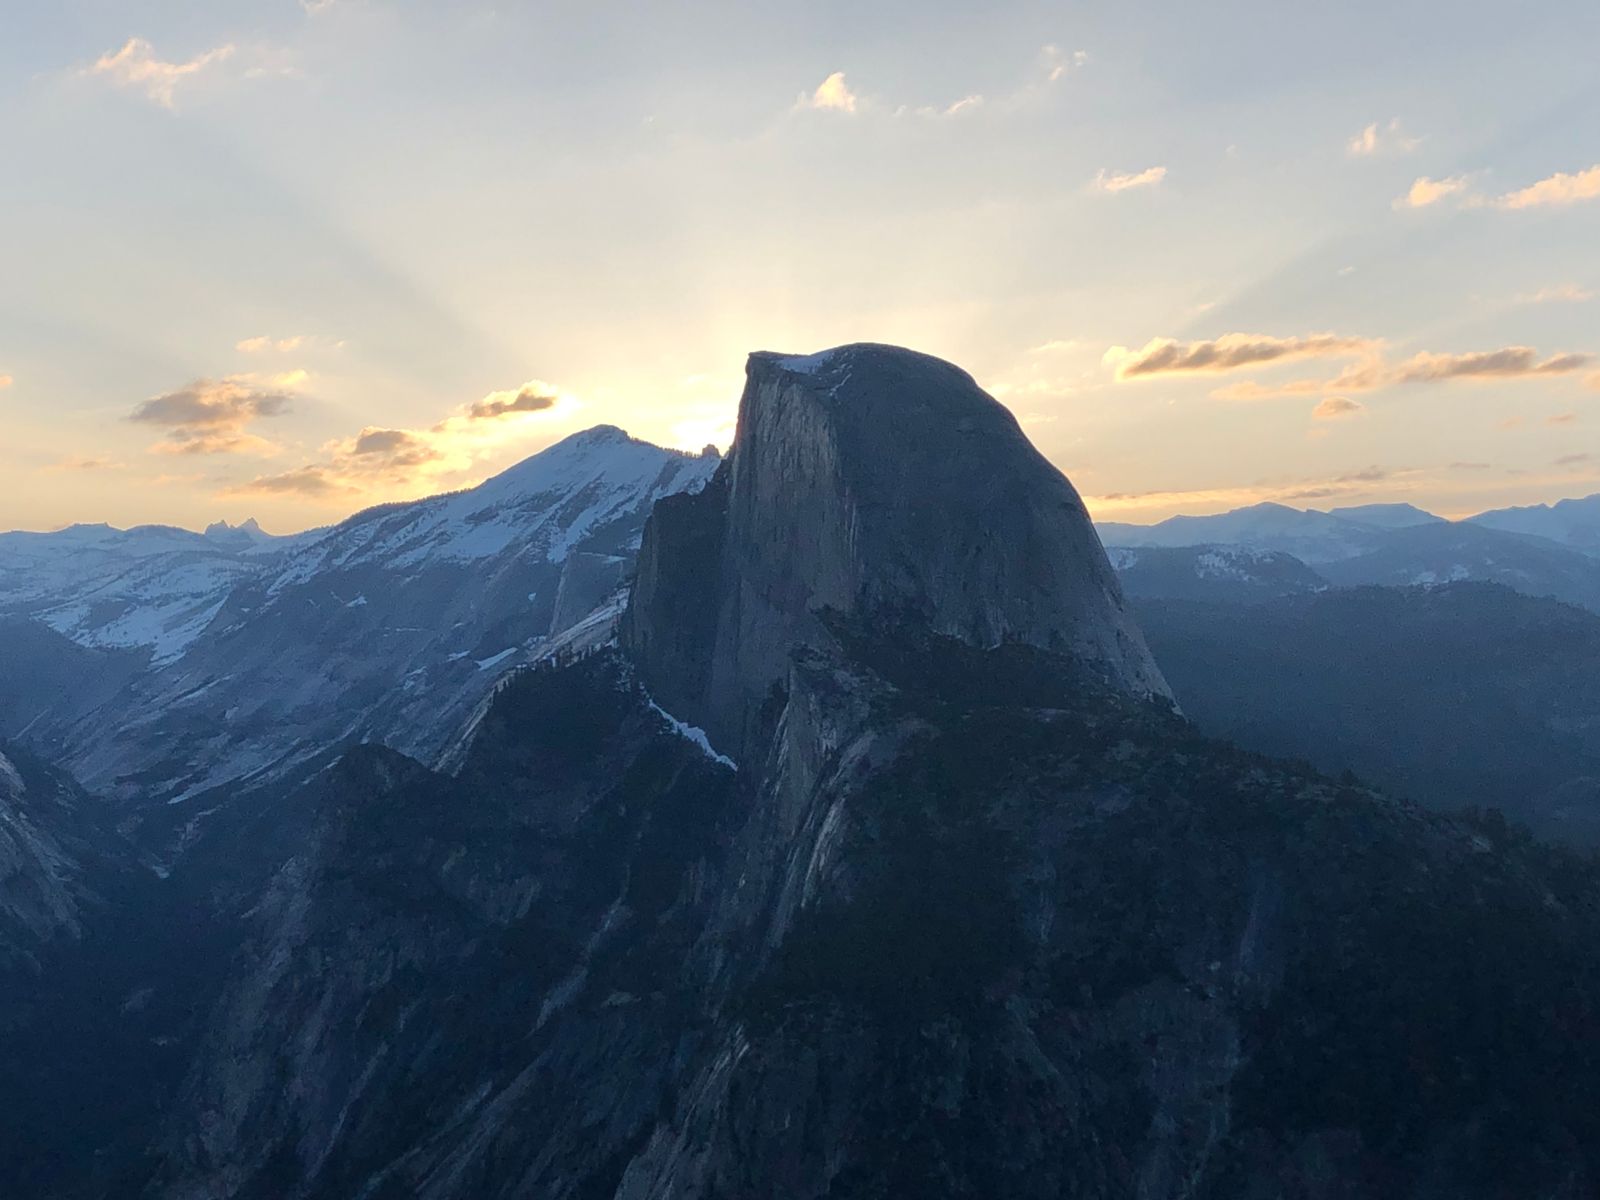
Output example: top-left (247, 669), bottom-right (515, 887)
top-left (627, 344), bottom-right (1169, 758)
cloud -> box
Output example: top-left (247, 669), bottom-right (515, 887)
top-left (225, 377), bottom-right (575, 504)
top-left (1093, 166), bottom-right (1166, 193)
top-left (1395, 175), bottom-right (1470, 209)
top-left (43, 456), bottom-right (124, 473)
top-left (802, 72), bottom-right (858, 113)
top-left (1556, 453), bottom-right (1592, 466)
top-left (1347, 118), bottom-right (1420, 158)
top-left (1494, 164), bottom-right (1600, 210)
top-left (1395, 164), bottom-right (1600, 213)
top-left (1107, 332), bottom-right (1376, 379)
top-left (1030, 338), bottom-right (1086, 355)
top-left (1548, 412), bottom-right (1579, 425)
top-left (0, 374), bottom-right (11, 389)
top-left (1113, 331), bottom-right (1595, 401)
top-left (231, 466), bottom-right (350, 497)
top-left (1042, 45), bottom-right (1088, 82)
top-left (467, 382), bottom-right (559, 420)
top-left (349, 427), bottom-right (441, 467)
top-left (237, 334), bottom-right (308, 353)
top-left (1391, 347), bottom-right (1592, 382)
top-left (85, 38), bottom-right (236, 109)
top-left (1313, 396), bottom-right (1365, 420)
top-left (1450, 461), bottom-right (1492, 471)
top-left (128, 376), bottom-right (295, 455)
top-left (1514, 283), bottom-right (1593, 305)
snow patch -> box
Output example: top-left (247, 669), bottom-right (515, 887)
top-left (645, 695), bottom-right (737, 770)
top-left (775, 350), bottom-right (840, 375)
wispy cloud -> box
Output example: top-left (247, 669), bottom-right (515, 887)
top-left (43, 455), bottom-right (124, 473)
top-left (1093, 166), bottom-right (1166, 193)
top-left (1347, 117), bottom-right (1420, 158)
top-left (227, 377), bottom-right (575, 502)
top-left (128, 376), bottom-right (297, 455)
top-left (85, 38), bottom-right (236, 109)
top-left (1391, 347), bottom-right (1592, 382)
top-left (1513, 283), bottom-right (1593, 305)
top-left (231, 465), bottom-right (351, 497)
top-left (1394, 174), bottom-right (1470, 209)
top-left (467, 382), bottom-right (559, 420)
top-left (1106, 332), bottom-right (1376, 379)
top-left (1042, 44), bottom-right (1088, 82)
top-left (1396, 164), bottom-right (1600, 212)
top-left (235, 334), bottom-right (336, 352)
top-left (1313, 396), bottom-right (1365, 420)
top-left (1110, 330), bottom-right (1594, 406)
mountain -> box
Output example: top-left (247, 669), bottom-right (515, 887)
top-left (1108, 544), bottom-right (1328, 603)
top-left (2, 427), bottom-right (720, 825)
top-left (1136, 583), bottom-right (1600, 842)
top-left (626, 344), bottom-right (1169, 757)
top-left (1470, 492), bottom-right (1600, 555)
top-left (1319, 521), bottom-right (1600, 613)
top-left (1096, 502), bottom-right (1391, 564)
top-left (0, 520), bottom-right (294, 664)
top-left (0, 742), bottom-right (101, 963)
top-left (34, 343), bottom-right (1583, 1199)
top-left (1323, 502), bottom-right (1445, 529)
top-left (10, 344), bottom-right (1600, 1198)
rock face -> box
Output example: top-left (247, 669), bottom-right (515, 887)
top-left (627, 344), bottom-right (1168, 756)
top-left (12, 344), bottom-right (1600, 1199)
top-left (4, 427), bottom-right (719, 827)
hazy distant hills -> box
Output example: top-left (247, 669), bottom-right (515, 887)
top-left (1138, 583), bottom-right (1600, 843)
top-left (1470, 492), bottom-right (1600, 553)
top-left (1097, 493), bottom-right (1600, 613)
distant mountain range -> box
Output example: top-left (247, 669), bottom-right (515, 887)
top-left (0, 427), bottom-right (718, 838)
top-left (1097, 494), bottom-right (1600, 613)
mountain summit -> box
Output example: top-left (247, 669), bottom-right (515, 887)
top-left (627, 343), bottom-right (1169, 755)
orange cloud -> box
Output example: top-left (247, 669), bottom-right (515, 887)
top-left (1313, 396), bottom-right (1365, 420)
top-left (1093, 166), bottom-right (1166, 193)
top-left (226, 378), bottom-right (576, 503)
top-left (1347, 118), bottom-right (1419, 158)
top-left (1107, 332), bottom-right (1376, 379)
top-left (129, 376), bottom-right (296, 455)
top-left (1495, 164), bottom-right (1600, 210)
top-left (86, 38), bottom-right (235, 109)
top-left (802, 72), bottom-right (858, 113)
top-left (1395, 175), bottom-right (1469, 209)
top-left (1391, 348), bottom-right (1592, 382)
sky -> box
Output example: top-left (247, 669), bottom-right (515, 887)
top-left (3, 0), bottom-right (1598, 534)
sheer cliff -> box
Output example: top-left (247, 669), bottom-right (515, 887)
top-left (625, 344), bottom-right (1168, 758)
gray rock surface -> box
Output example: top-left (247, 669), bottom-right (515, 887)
top-left (628, 344), bottom-right (1168, 757)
